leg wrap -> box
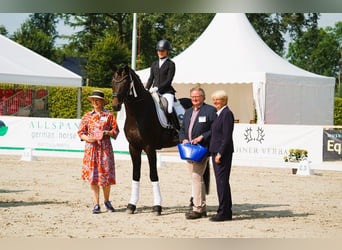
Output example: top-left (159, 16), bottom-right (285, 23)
top-left (129, 180), bottom-right (140, 205)
top-left (152, 181), bottom-right (162, 206)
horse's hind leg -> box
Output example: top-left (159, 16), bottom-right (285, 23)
top-left (145, 147), bottom-right (162, 216)
top-left (127, 145), bottom-right (142, 214)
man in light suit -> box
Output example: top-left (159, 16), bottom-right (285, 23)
top-left (209, 90), bottom-right (234, 221)
top-left (146, 39), bottom-right (179, 129)
top-left (179, 87), bottom-right (217, 219)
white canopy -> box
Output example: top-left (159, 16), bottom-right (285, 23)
top-left (137, 13), bottom-right (335, 125)
top-left (0, 34), bottom-right (82, 87)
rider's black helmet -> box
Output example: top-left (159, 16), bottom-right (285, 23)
top-left (156, 39), bottom-right (172, 51)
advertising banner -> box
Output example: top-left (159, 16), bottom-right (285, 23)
top-left (322, 129), bottom-right (342, 161)
top-left (1, 116), bottom-right (341, 170)
top-left (0, 116), bottom-right (128, 153)
top-left (232, 124), bottom-right (323, 168)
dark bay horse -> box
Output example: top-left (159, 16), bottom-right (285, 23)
top-left (111, 64), bottom-right (208, 215)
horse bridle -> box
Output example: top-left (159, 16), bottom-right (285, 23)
top-left (112, 72), bottom-right (133, 102)
top-left (113, 73), bottom-right (129, 84)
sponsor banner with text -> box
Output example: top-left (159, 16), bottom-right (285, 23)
top-left (232, 124), bottom-right (327, 169)
top-left (0, 116), bottom-right (128, 153)
top-left (322, 129), bottom-right (342, 161)
top-left (0, 117), bottom-right (340, 170)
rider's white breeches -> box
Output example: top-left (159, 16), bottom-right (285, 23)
top-left (162, 93), bottom-right (174, 113)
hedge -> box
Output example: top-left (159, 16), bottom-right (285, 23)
top-left (48, 86), bottom-right (115, 118)
top-left (334, 97), bottom-right (342, 125)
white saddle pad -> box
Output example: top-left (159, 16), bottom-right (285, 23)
top-left (150, 90), bottom-right (185, 129)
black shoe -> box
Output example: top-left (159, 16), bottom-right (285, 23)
top-left (185, 211), bottom-right (207, 220)
top-left (126, 203), bottom-right (136, 214)
top-left (92, 204), bottom-right (100, 214)
top-left (152, 205), bottom-right (162, 216)
top-left (104, 201), bottom-right (115, 212)
top-left (209, 214), bottom-right (232, 222)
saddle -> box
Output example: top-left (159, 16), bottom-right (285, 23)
top-left (149, 88), bottom-right (185, 130)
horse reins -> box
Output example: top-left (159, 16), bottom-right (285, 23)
top-left (112, 72), bottom-right (138, 101)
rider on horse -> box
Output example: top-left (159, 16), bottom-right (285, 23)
top-left (145, 39), bottom-right (180, 130)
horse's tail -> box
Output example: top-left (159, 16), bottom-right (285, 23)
top-left (204, 160), bottom-right (210, 195)
top-left (179, 97), bottom-right (193, 109)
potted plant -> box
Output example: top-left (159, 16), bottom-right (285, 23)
top-left (284, 149), bottom-right (308, 174)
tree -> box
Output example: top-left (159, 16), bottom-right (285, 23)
top-left (12, 21), bottom-right (57, 61)
top-left (60, 13), bottom-right (131, 55)
top-left (60, 14), bottom-right (107, 55)
top-left (29, 13), bottom-right (59, 41)
top-left (0, 25), bottom-right (8, 36)
top-left (11, 14), bottom-right (59, 62)
top-left (332, 22), bottom-right (342, 96)
top-left (60, 13), bottom-right (214, 71)
top-left (137, 13), bottom-right (214, 69)
top-left (286, 26), bottom-right (339, 77)
top-left (86, 34), bottom-right (130, 87)
top-left (246, 13), bottom-right (320, 57)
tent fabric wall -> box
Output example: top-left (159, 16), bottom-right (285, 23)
top-left (265, 73), bottom-right (335, 125)
top-left (0, 34), bottom-right (82, 87)
top-left (136, 13), bottom-right (335, 125)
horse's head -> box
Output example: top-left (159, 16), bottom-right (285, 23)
top-left (111, 64), bottom-right (132, 111)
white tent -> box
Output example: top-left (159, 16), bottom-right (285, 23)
top-left (0, 34), bottom-right (83, 117)
top-left (0, 34), bottom-right (82, 87)
top-left (137, 13), bottom-right (335, 125)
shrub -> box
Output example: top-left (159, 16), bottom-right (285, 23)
top-left (48, 86), bottom-right (115, 118)
top-left (334, 97), bottom-right (342, 125)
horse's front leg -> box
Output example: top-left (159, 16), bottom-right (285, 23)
top-left (127, 144), bottom-right (142, 214)
top-left (145, 146), bottom-right (162, 216)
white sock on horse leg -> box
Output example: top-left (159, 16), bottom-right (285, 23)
top-left (152, 181), bottom-right (162, 206)
top-left (129, 180), bottom-right (140, 205)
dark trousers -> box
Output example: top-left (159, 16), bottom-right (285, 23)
top-left (212, 152), bottom-right (232, 219)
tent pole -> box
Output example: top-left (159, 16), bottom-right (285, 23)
top-left (77, 87), bottom-right (81, 119)
top-left (253, 81), bottom-right (265, 124)
top-left (131, 13), bottom-right (137, 70)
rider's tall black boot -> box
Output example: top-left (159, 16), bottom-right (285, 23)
top-left (167, 112), bottom-right (180, 131)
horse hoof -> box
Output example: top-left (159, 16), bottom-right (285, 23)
top-left (126, 203), bottom-right (136, 214)
top-left (152, 205), bottom-right (162, 216)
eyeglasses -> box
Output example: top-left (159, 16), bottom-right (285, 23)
top-left (190, 95), bottom-right (203, 99)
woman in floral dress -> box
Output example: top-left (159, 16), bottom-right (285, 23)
top-left (78, 90), bottom-right (119, 214)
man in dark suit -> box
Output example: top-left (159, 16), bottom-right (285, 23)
top-left (209, 90), bottom-right (235, 221)
top-left (146, 39), bottom-right (178, 129)
top-left (179, 87), bottom-right (217, 219)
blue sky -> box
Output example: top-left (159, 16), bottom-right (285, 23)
top-left (0, 13), bottom-right (341, 46)
top-left (0, 13), bottom-right (82, 46)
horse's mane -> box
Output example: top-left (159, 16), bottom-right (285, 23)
top-left (128, 67), bottom-right (144, 86)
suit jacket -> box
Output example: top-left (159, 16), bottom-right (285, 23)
top-left (179, 103), bottom-right (217, 148)
top-left (209, 106), bottom-right (234, 155)
top-left (146, 58), bottom-right (176, 95)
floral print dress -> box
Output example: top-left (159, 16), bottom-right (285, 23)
top-left (77, 109), bottom-right (119, 186)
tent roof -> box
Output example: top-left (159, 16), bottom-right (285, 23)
top-left (0, 34), bottom-right (82, 87)
top-left (137, 13), bottom-right (331, 84)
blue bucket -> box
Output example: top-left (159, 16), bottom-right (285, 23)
top-left (177, 143), bottom-right (208, 162)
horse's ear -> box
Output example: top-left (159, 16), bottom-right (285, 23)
top-left (119, 64), bottom-right (129, 70)
top-left (109, 63), bottom-right (117, 72)
top-left (124, 64), bottom-right (130, 71)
